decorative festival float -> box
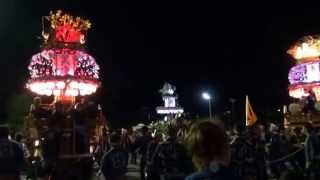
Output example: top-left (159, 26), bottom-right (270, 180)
top-left (27, 10), bottom-right (100, 104)
top-left (286, 35), bottom-right (320, 127)
top-left (24, 10), bottom-right (107, 178)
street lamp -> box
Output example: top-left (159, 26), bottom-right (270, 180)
top-left (202, 92), bottom-right (212, 119)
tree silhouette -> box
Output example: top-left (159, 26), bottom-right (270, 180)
top-left (6, 93), bottom-right (32, 131)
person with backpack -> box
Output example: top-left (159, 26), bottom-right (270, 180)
top-left (185, 120), bottom-right (239, 180)
top-left (101, 132), bottom-right (129, 180)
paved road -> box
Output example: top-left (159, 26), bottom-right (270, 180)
top-left (21, 163), bottom-right (141, 180)
top-left (92, 163), bottom-right (141, 180)
top-left (125, 163), bottom-right (141, 179)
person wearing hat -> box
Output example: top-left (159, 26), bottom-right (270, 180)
top-left (0, 125), bottom-right (25, 180)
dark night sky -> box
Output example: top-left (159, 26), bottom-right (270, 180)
top-left (0, 1), bottom-right (319, 125)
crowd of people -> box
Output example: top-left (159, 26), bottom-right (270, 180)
top-left (2, 105), bottom-right (320, 180)
top-left (88, 118), bottom-right (320, 180)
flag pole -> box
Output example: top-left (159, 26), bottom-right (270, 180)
top-left (245, 95), bottom-right (248, 126)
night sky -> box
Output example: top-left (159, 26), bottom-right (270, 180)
top-left (0, 1), bottom-right (319, 125)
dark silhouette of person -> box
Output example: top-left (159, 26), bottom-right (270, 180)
top-left (0, 126), bottom-right (25, 180)
top-left (185, 121), bottom-right (239, 180)
top-left (101, 132), bottom-right (128, 180)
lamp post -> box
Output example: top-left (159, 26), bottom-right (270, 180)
top-left (202, 92), bottom-right (212, 120)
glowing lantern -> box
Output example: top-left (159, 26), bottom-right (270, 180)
top-left (53, 89), bottom-right (61, 96)
top-left (70, 81), bottom-right (79, 89)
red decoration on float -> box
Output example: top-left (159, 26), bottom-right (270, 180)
top-left (55, 25), bottom-right (83, 43)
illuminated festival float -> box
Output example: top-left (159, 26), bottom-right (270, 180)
top-left (24, 11), bottom-right (106, 179)
top-left (156, 83), bottom-right (184, 121)
top-left (26, 10), bottom-right (100, 104)
top-left (286, 35), bottom-right (320, 127)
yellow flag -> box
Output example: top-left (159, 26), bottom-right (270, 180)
top-left (246, 96), bottom-right (257, 126)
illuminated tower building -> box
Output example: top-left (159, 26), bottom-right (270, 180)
top-left (156, 83), bottom-right (184, 121)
